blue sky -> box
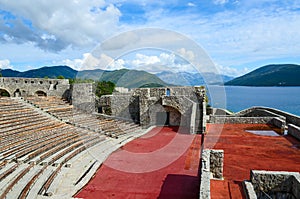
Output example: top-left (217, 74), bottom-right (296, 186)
top-left (0, 0), bottom-right (300, 77)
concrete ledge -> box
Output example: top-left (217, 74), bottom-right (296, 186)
top-left (243, 181), bottom-right (257, 199)
top-left (288, 124), bottom-right (300, 140)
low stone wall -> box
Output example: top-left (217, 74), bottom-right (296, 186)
top-left (199, 150), bottom-right (211, 199)
top-left (246, 170), bottom-right (300, 199)
top-left (288, 124), bottom-right (300, 141)
top-left (209, 116), bottom-right (276, 124)
top-left (0, 77), bottom-right (70, 97)
top-left (237, 106), bottom-right (300, 126)
top-left (199, 149), bottom-right (224, 199)
top-left (236, 108), bottom-right (282, 118)
top-left (211, 108), bottom-right (233, 116)
top-left (272, 117), bottom-right (286, 131)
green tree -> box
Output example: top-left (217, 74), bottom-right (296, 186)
top-left (95, 81), bottom-right (115, 97)
top-left (57, 75), bottom-right (65, 79)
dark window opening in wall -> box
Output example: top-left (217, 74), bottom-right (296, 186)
top-left (156, 112), bottom-right (170, 126)
top-left (25, 81), bottom-right (28, 83)
top-left (49, 81), bottom-right (52, 84)
top-left (40, 81), bottom-right (43, 84)
top-left (53, 82), bottom-right (58, 90)
top-left (35, 90), bottom-right (47, 97)
top-left (14, 89), bottom-right (21, 97)
top-left (15, 81), bottom-right (18, 83)
top-left (166, 88), bottom-right (170, 96)
top-left (98, 107), bottom-right (103, 113)
top-left (31, 81), bottom-right (34, 84)
top-left (0, 89), bottom-right (10, 97)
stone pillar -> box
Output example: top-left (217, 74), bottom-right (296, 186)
top-left (71, 83), bottom-right (96, 113)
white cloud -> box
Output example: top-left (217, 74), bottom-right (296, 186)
top-left (0, 59), bottom-right (13, 69)
top-left (216, 63), bottom-right (249, 77)
top-left (61, 53), bottom-right (125, 71)
top-left (177, 48), bottom-right (195, 62)
top-left (0, 0), bottom-right (121, 51)
top-left (127, 52), bottom-right (197, 73)
top-left (213, 0), bottom-right (229, 5)
top-left (140, 3), bottom-right (300, 70)
top-left (187, 2), bottom-right (196, 7)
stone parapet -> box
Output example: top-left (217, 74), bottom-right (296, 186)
top-left (288, 124), bottom-right (300, 141)
top-left (0, 77), bottom-right (70, 97)
top-left (244, 170), bottom-right (300, 199)
top-left (199, 149), bottom-right (211, 199)
top-left (199, 149), bottom-right (224, 199)
top-left (209, 116), bottom-right (277, 124)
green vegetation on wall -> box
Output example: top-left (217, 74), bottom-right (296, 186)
top-left (95, 81), bottom-right (115, 97)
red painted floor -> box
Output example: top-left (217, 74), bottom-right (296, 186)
top-left (75, 126), bottom-right (202, 199)
top-left (206, 124), bottom-right (300, 199)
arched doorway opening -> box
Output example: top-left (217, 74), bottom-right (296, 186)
top-left (35, 90), bottom-right (47, 97)
top-left (155, 106), bottom-right (182, 126)
top-left (14, 89), bottom-right (21, 97)
top-left (0, 89), bottom-right (10, 97)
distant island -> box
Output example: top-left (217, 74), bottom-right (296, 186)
top-left (225, 64), bottom-right (300, 86)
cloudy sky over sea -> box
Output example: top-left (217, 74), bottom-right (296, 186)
top-left (0, 0), bottom-right (300, 76)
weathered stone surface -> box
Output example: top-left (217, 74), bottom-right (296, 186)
top-left (0, 77), bottom-right (69, 97)
top-left (98, 86), bottom-right (206, 133)
top-left (199, 149), bottom-right (211, 199)
top-left (249, 170), bottom-right (300, 199)
top-left (210, 149), bottom-right (224, 179)
top-left (71, 83), bottom-right (96, 113)
top-left (236, 106), bottom-right (300, 126)
top-left (209, 116), bottom-right (277, 124)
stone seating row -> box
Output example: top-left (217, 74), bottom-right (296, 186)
top-left (25, 96), bottom-right (142, 138)
top-left (0, 98), bottom-right (108, 199)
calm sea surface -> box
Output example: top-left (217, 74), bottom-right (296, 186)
top-left (207, 86), bottom-right (300, 116)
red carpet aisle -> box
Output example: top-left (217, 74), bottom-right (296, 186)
top-left (75, 126), bottom-right (202, 199)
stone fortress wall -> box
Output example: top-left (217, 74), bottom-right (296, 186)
top-left (0, 77), bottom-right (70, 97)
top-left (99, 86), bottom-right (206, 134)
top-left (0, 77), bottom-right (206, 134)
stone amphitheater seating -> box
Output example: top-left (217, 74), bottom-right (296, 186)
top-left (0, 98), bottom-right (105, 198)
top-left (0, 96), bottom-right (144, 198)
top-left (25, 96), bottom-right (142, 138)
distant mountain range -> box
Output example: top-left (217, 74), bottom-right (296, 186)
top-left (225, 64), bottom-right (300, 86)
top-left (156, 71), bottom-right (234, 86)
top-left (3, 64), bottom-right (298, 87)
top-left (1, 66), bottom-right (168, 88)
top-left (0, 65), bottom-right (234, 88)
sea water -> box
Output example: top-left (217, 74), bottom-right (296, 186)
top-left (207, 86), bottom-right (300, 116)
